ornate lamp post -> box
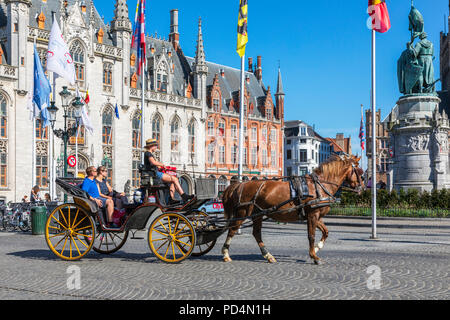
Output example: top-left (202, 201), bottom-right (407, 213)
top-left (47, 86), bottom-right (83, 179)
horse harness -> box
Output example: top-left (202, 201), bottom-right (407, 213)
top-left (233, 173), bottom-right (340, 222)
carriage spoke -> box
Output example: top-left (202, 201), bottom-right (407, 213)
top-left (71, 209), bottom-right (79, 229)
top-left (60, 235), bottom-right (69, 255)
top-left (152, 228), bottom-right (169, 237)
top-left (59, 209), bottom-right (69, 227)
top-left (158, 220), bottom-right (169, 233)
top-left (72, 215), bottom-right (88, 230)
top-left (173, 224), bottom-right (188, 236)
top-left (171, 241), bottom-right (176, 261)
top-left (74, 235), bottom-right (89, 249)
top-left (73, 225), bottom-right (92, 232)
top-left (163, 242), bottom-right (170, 259)
top-left (155, 239), bottom-right (169, 252)
top-left (48, 231), bottom-right (66, 238)
top-left (167, 216), bottom-right (172, 235)
top-left (70, 235), bottom-right (82, 257)
top-left (53, 233), bottom-right (69, 248)
top-left (51, 215), bottom-right (68, 230)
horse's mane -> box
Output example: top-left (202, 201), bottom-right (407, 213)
top-left (313, 155), bottom-right (353, 180)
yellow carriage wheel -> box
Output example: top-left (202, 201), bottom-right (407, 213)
top-left (45, 203), bottom-right (95, 261)
top-left (148, 213), bottom-right (196, 263)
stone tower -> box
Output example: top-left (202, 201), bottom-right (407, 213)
top-left (192, 18), bottom-right (208, 119)
top-left (111, 0), bottom-right (132, 109)
top-left (5, 0), bottom-right (31, 92)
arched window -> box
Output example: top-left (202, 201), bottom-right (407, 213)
top-left (218, 176), bottom-right (228, 194)
top-left (70, 40), bottom-right (85, 87)
top-left (102, 107), bottom-right (114, 185)
top-left (156, 62), bottom-right (168, 93)
top-left (188, 120), bottom-right (195, 163)
top-left (170, 117), bottom-right (180, 163)
top-left (151, 114), bottom-right (161, 161)
top-left (103, 63), bottom-right (113, 93)
top-left (102, 107), bottom-right (113, 145)
top-left (35, 118), bottom-right (49, 188)
top-left (132, 112), bottom-right (141, 188)
top-left (68, 105), bottom-right (85, 146)
top-left (0, 94), bottom-right (7, 187)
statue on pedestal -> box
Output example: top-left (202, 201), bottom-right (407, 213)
top-left (397, 4), bottom-right (439, 95)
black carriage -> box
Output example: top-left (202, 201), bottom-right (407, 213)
top-left (44, 167), bottom-right (218, 263)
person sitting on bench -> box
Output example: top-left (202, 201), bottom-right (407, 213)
top-left (144, 138), bottom-right (194, 205)
top-left (81, 166), bottom-right (116, 228)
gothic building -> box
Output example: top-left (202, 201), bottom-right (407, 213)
top-left (0, 0), bottom-right (284, 202)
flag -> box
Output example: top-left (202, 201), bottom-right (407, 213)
top-left (368, 0), bottom-right (391, 33)
top-left (131, 0), bottom-right (146, 75)
top-left (359, 113), bottom-right (365, 151)
top-left (115, 103), bottom-right (120, 119)
top-left (75, 86), bottom-right (94, 134)
top-left (236, 0), bottom-right (248, 57)
top-left (84, 88), bottom-right (90, 104)
top-left (26, 92), bottom-right (40, 121)
top-left (47, 20), bottom-right (76, 84)
top-left (33, 45), bottom-right (52, 127)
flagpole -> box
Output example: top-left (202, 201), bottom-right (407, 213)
top-left (238, 55), bottom-right (245, 181)
top-left (371, 29), bottom-right (377, 239)
top-left (75, 125), bottom-right (79, 178)
top-left (141, 59), bottom-right (145, 165)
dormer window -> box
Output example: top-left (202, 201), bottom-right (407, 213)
top-left (156, 62), bottom-right (168, 93)
top-left (266, 107), bottom-right (272, 120)
top-left (213, 98), bottom-right (220, 112)
top-left (300, 127), bottom-right (306, 136)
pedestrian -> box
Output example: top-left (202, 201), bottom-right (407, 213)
top-left (30, 185), bottom-right (42, 202)
top-left (22, 195), bottom-right (28, 203)
top-left (44, 193), bottom-right (51, 202)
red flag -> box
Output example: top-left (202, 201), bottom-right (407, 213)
top-left (368, 0), bottom-right (391, 33)
top-left (84, 89), bottom-right (90, 104)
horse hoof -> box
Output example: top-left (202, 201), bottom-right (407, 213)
top-left (313, 259), bottom-right (321, 265)
top-left (223, 257), bottom-right (232, 262)
top-left (268, 257), bottom-right (277, 263)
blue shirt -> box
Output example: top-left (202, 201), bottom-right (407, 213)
top-left (81, 177), bottom-right (100, 199)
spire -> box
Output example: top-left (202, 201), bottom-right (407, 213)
top-left (111, 0), bottom-right (132, 32)
top-left (194, 17), bottom-right (206, 68)
top-left (276, 67), bottom-right (284, 96)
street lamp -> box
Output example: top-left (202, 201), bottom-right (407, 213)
top-left (47, 86), bottom-right (83, 179)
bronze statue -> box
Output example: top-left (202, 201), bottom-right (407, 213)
top-left (398, 4), bottom-right (438, 95)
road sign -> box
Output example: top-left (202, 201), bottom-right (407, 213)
top-left (67, 155), bottom-right (77, 168)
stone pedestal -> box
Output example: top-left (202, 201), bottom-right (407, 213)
top-left (387, 95), bottom-right (450, 192)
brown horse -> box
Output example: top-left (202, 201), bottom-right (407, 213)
top-left (221, 155), bottom-right (364, 265)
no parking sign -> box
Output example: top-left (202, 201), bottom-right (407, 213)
top-left (67, 155), bottom-right (77, 168)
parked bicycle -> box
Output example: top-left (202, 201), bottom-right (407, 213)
top-left (1, 202), bottom-right (49, 232)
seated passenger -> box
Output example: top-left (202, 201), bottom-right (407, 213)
top-left (95, 166), bottom-right (127, 209)
top-left (81, 166), bottom-right (116, 228)
top-left (144, 138), bottom-right (194, 205)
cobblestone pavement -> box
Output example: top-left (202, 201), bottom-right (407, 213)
top-left (0, 217), bottom-right (449, 300)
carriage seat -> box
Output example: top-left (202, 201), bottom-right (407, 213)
top-left (138, 164), bottom-right (169, 190)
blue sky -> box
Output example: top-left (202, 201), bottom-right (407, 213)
top-left (98, 0), bottom-right (447, 163)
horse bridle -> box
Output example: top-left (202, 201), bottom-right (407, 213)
top-left (311, 164), bottom-right (364, 195)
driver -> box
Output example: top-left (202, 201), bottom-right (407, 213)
top-left (144, 138), bottom-right (194, 205)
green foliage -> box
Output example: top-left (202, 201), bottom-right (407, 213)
top-left (340, 188), bottom-right (450, 210)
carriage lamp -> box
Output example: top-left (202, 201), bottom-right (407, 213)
top-left (59, 86), bottom-right (72, 108)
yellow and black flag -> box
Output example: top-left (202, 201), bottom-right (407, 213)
top-left (236, 0), bottom-right (248, 57)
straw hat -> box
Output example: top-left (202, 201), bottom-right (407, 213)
top-left (145, 138), bottom-right (158, 148)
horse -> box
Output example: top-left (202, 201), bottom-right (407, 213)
top-left (220, 155), bottom-right (364, 265)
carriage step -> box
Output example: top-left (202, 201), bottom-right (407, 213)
top-left (130, 237), bottom-right (144, 240)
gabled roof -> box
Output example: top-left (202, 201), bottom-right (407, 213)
top-left (186, 57), bottom-right (270, 117)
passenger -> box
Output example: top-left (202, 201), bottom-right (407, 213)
top-left (95, 166), bottom-right (127, 209)
top-left (144, 138), bottom-right (194, 205)
top-left (30, 185), bottom-right (42, 202)
top-left (81, 166), bottom-right (116, 228)
top-left (44, 193), bottom-right (51, 202)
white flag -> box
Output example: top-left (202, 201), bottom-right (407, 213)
top-left (75, 86), bottom-right (94, 135)
top-left (47, 20), bottom-right (76, 85)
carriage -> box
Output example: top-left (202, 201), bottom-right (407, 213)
top-left (44, 166), bottom-right (222, 263)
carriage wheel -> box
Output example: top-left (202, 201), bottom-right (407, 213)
top-left (92, 230), bottom-right (129, 254)
top-left (148, 213), bottom-right (196, 263)
top-left (45, 203), bottom-right (95, 261)
top-left (187, 210), bottom-right (217, 257)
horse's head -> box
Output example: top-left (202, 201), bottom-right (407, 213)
top-left (342, 155), bottom-right (365, 194)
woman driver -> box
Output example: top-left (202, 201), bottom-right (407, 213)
top-left (144, 138), bottom-right (194, 204)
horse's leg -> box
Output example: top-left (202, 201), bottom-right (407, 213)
top-left (221, 208), bottom-right (246, 262)
top-left (307, 212), bottom-right (321, 265)
top-left (252, 216), bottom-right (277, 263)
top-left (314, 218), bottom-right (328, 254)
